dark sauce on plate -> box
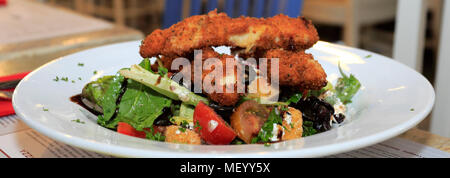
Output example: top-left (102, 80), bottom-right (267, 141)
top-left (70, 94), bottom-right (101, 116)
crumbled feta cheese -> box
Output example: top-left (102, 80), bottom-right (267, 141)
top-left (334, 100), bottom-right (346, 114)
top-left (208, 120), bottom-right (218, 132)
top-left (284, 112), bottom-right (292, 125)
top-left (270, 123), bottom-right (280, 142)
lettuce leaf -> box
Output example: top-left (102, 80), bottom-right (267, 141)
top-left (335, 64), bottom-right (361, 104)
top-left (97, 75), bottom-right (125, 128)
top-left (81, 75), bottom-right (115, 108)
top-left (114, 79), bottom-right (172, 131)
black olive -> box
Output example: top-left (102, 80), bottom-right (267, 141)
top-left (209, 102), bottom-right (234, 121)
top-left (292, 96), bottom-right (335, 132)
top-left (334, 113), bottom-right (346, 124)
top-left (153, 107), bottom-right (173, 126)
top-left (313, 120), bottom-right (332, 132)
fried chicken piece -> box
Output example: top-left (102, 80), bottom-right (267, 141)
top-left (140, 10), bottom-right (319, 58)
top-left (192, 48), bottom-right (242, 106)
top-left (264, 49), bottom-right (327, 90)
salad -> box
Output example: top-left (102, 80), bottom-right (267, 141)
top-left (76, 10), bottom-right (361, 146)
top-left (77, 57), bottom-right (361, 146)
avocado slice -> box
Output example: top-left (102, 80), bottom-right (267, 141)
top-left (119, 65), bottom-right (209, 106)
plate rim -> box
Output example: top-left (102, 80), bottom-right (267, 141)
top-left (12, 40), bottom-right (436, 158)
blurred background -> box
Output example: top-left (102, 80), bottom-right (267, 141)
top-left (0, 0), bottom-right (448, 137)
top-left (33, 0), bottom-right (443, 86)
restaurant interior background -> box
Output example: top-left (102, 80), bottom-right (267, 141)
top-left (1, 0), bottom-right (448, 137)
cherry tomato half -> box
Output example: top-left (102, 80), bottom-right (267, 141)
top-left (230, 100), bottom-right (270, 143)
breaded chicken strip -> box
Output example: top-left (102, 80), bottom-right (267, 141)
top-left (264, 49), bottom-right (327, 90)
top-left (192, 48), bottom-right (242, 106)
top-left (140, 10), bottom-right (319, 58)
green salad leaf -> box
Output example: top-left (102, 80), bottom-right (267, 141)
top-left (335, 63), bottom-right (361, 104)
top-left (81, 75), bottom-right (115, 108)
top-left (179, 103), bottom-right (195, 120)
top-left (139, 58), bottom-right (152, 71)
top-left (114, 79), bottom-right (172, 131)
top-left (286, 93), bottom-right (303, 105)
top-left (302, 121), bottom-right (317, 137)
top-left (97, 74), bottom-right (125, 128)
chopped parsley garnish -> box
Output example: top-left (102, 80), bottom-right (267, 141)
top-left (71, 119), bottom-right (85, 124)
top-left (194, 121), bottom-right (202, 132)
top-left (77, 63), bottom-right (84, 67)
top-left (145, 128), bottom-right (165, 141)
top-left (410, 108), bottom-right (415, 111)
top-left (42, 108), bottom-right (49, 111)
top-left (177, 120), bottom-right (190, 133)
top-left (178, 127), bottom-right (186, 133)
top-left (53, 76), bottom-right (59, 82)
top-left (71, 80), bottom-right (75, 83)
top-left (78, 77), bottom-right (82, 81)
top-left (251, 107), bottom-right (283, 144)
top-left (61, 77), bottom-right (69, 82)
top-left (365, 54), bottom-right (372, 58)
top-left (280, 105), bottom-right (289, 112)
top-left (152, 132), bottom-right (165, 141)
top-left (93, 70), bottom-right (98, 75)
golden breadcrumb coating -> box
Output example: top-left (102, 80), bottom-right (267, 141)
top-left (140, 10), bottom-right (319, 58)
top-left (192, 48), bottom-right (242, 106)
top-left (264, 49), bottom-right (327, 90)
top-left (281, 107), bottom-right (303, 141)
top-left (164, 125), bottom-right (201, 145)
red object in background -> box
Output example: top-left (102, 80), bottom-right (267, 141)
top-left (0, 72), bottom-right (30, 117)
top-left (0, 0), bottom-right (7, 6)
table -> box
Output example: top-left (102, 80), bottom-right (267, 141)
top-left (0, 26), bottom-right (143, 76)
top-left (0, 0), bottom-right (144, 76)
top-left (399, 128), bottom-right (450, 153)
top-left (0, 1), bottom-right (448, 157)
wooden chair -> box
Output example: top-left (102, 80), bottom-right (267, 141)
top-left (393, 0), bottom-right (450, 137)
top-left (302, 0), bottom-right (397, 47)
top-left (47, 0), bottom-right (164, 28)
top-left (162, 0), bottom-right (304, 28)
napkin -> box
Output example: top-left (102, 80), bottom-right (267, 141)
top-left (0, 72), bottom-right (30, 117)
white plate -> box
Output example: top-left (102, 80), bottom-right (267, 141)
top-left (12, 41), bottom-right (435, 158)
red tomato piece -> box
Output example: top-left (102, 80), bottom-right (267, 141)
top-left (117, 122), bottom-right (147, 138)
top-left (193, 102), bottom-right (237, 145)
